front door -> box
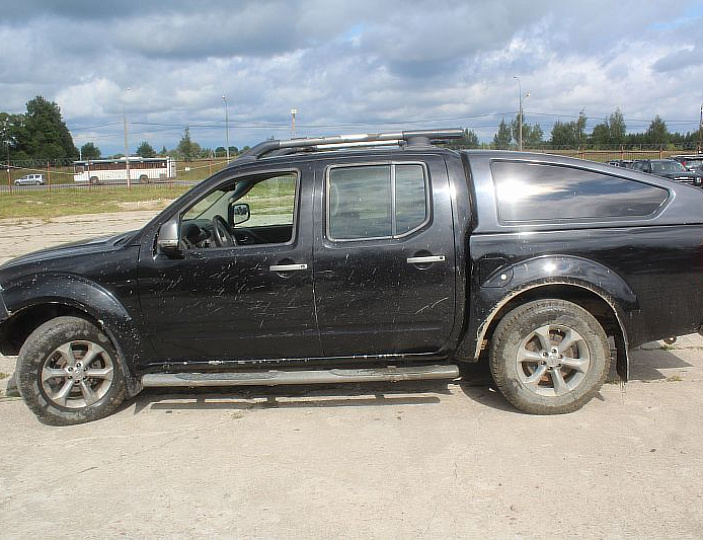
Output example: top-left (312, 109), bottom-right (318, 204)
top-left (138, 165), bottom-right (320, 363)
top-left (312, 155), bottom-right (457, 357)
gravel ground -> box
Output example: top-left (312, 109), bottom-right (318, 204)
top-left (1, 213), bottom-right (702, 539)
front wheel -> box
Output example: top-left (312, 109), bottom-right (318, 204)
top-left (489, 299), bottom-right (610, 414)
top-left (16, 317), bottom-right (126, 425)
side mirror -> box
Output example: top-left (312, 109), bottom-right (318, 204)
top-left (157, 216), bottom-right (182, 257)
top-left (229, 202), bottom-right (250, 225)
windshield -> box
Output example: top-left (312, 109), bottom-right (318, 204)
top-left (652, 161), bottom-right (686, 174)
top-left (183, 189), bottom-right (230, 221)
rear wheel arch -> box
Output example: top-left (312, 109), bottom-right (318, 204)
top-left (479, 283), bottom-right (629, 381)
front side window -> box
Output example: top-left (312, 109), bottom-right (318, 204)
top-left (327, 163), bottom-right (428, 240)
top-left (492, 161), bottom-right (669, 223)
top-left (181, 172), bottom-right (298, 248)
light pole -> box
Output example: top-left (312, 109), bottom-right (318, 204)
top-left (223, 95), bottom-right (230, 162)
top-left (290, 108), bottom-right (297, 138)
top-left (123, 87), bottom-right (131, 189)
top-left (513, 76), bottom-right (524, 151)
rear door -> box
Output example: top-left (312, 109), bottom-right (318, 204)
top-left (312, 154), bottom-right (457, 357)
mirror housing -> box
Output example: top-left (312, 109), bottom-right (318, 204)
top-left (229, 202), bottom-right (250, 226)
top-left (157, 216), bottom-right (182, 257)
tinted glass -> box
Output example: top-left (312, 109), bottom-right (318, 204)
top-left (328, 164), bottom-right (428, 239)
top-left (652, 161), bottom-right (685, 174)
top-left (492, 161), bottom-right (669, 222)
top-left (328, 165), bottom-right (392, 239)
top-left (395, 164), bottom-right (427, 234)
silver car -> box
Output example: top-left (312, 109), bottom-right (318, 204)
top-left (14, 174), bottom-right (45, 186)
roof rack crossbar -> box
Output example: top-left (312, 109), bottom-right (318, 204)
top-left (238, 128), bottom-right (464, 161)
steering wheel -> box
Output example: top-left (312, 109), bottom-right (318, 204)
top-left (211, 215), bottom-right (236, 247)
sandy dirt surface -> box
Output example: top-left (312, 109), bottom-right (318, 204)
top-left (1, 213), bottom-right (702, 538)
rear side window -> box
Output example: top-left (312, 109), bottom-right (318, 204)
top-left (327, 163), bottom-right (429, 240)
top-left (491, 161), bottom-right (669, 223)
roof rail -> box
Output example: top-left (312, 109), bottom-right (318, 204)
top-left (237, 128), bottom-right (464, 161)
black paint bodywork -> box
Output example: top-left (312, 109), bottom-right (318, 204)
top-left (1, 146), bottom-right (702, 389)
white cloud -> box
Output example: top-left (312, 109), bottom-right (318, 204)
top-left (1, 0), bottom-right (702, 154)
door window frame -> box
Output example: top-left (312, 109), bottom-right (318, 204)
top-left (324, 161), bottom-right (431, 242)
top-left (178, 167), bottom-right (302, 250)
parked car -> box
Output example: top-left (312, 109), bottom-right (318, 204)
top-left (671, 154), bottom-right (703, 172)
top-left (13, 174), bottom-right (45, 186)
top-left (2, 129), bottom-right (703, 425)
top-left (606, 159), bottom-right (634, 168)
top-left (630, 159), bottom-right (702, 186)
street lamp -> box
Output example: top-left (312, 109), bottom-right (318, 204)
top-left (123, 86), bottom-right (131, 189)
top-left (513, 76), bottom-right (525, 151)
top-left (291, 108), bottom-right (297, 138)
top-left (223, 95), bottom-right (230, 162)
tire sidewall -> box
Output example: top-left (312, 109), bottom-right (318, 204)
top-left (490, 300), bottom-right (610, 414)
top-left (16, 317), bottom-right (126, 425)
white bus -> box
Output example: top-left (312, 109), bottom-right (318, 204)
top-left (73, 156), bottom-right (177, 184)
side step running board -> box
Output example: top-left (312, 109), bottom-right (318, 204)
top-left (141, 364), bottom-right (460, 388)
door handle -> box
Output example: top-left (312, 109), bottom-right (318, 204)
top-left (406, 255), bottom-right (445, 264)
top-left (269, 263), bottom-right (308, 272)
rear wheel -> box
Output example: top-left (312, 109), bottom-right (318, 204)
top-left (16, 317), bottom-right (126, 425)
top-left (139, 174), bottom-right (149, 184)
top-left (489, 299), bottom-right (610, 414)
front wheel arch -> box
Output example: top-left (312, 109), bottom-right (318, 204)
top-left (16, 316), bottom-right (128, 425)
top-left (1, 303), bottom-right (139, 394)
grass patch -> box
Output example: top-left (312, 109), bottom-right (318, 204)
top-left (0, 372), bottom-right (8, 380)
top-left (0, 186), bottom-right (191, 220)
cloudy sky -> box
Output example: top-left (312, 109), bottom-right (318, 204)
top-left (1, 0), bottom-right (702, 154)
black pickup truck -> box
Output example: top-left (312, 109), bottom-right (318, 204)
top-left (2, 129), bottom-right (703, 425)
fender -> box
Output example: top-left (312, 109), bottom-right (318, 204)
top-left (1, 272), bottom-right (144, 394)
top-left (459, 255), bottom-right (637, 378)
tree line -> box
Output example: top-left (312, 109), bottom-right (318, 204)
top-left (487, 109), bottom-right (702, 150)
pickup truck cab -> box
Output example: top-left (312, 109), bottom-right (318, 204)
top-left (2, 129), bottom-right (703, 425)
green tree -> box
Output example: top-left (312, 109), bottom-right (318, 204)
top-left (609, 108), bottom-right (626, 145)
top-left (80, 142), bottom-right (101, 160)
top-left (176, 127), bottom-right (201, 162)
top-left (19, 96), bottom-right (78, 160)
top-left (511, 114), bottom-right (544, 148)
top-left (493, 119), bottom-right (512, 149)
top-left (136, 141), bottom-right (156, 158)
top-left (0, 112), bottom-right (28, 161)
top-left (590, 108), bottom-right (627, 147)
top-left (463, 129), bottom-right (480, 149)
top-left (550, 111), bottom-right (588, 147)
top-left (645, 115), bottom-right (670, 145)
top-left (447, 128), bottom-right (480, 150)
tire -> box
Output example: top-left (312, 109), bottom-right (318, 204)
top-left (489, 299), bottom-right (610, 414)
top-left (16, 316), bottom-right (126, 425)
top-left (139, 175), bottom-right (149, 184)
top-left (89, 176), bottom-right (99, 185)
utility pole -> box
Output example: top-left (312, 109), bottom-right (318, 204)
top-left (223, 95), bottom-right (230, 162)
top-left (699, 102), bottom-right (703, 153)
top-left (291, 108), bottom-right (297, 138)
